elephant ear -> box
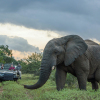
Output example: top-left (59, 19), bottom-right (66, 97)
top-left (64, 35), bottom-right (88, 66)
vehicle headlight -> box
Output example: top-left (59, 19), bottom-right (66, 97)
top-left (0, 73), bottom-right (4, 77)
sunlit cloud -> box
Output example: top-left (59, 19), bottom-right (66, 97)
top-left (0, 23), bottom-right (62, 59)
top-left (90, 38), bottom-right (100, 44)
top-left (0, 23), bottom-right (62, 49)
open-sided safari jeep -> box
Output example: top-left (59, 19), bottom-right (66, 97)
top-left (0, 63), bottom-right (19, 82)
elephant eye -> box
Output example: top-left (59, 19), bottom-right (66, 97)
top-left (55, 51), bottom-right (58, 54)
top-left (54, 50), bottom-right (59, 54)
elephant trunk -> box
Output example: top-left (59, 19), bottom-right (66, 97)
top-left (24, 62), bottom-right (52, 89)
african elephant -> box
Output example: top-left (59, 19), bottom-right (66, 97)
top-left (24, 35), bottom-right (100, 91)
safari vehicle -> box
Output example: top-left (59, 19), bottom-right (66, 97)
top-left (0, 63), bottom-right (19, 82)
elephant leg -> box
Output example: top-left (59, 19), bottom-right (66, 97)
top-left (91, 81), bottom-right (98, 91)
top-left (95, 68), bottom-right (100, 82)
top-left (76, 74), bottom-right (87, 90)
top-left (75, 67), bottom-right (89, 90)
top-left (74, 57), bottom-right (89, 90)
top-left (55, 67), bottom-right (67, 91)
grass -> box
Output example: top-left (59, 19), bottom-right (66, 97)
top-left (0, 74), bottom-right (100, 100)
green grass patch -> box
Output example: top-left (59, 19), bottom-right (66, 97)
top-left (0, 74), bottom-right (100, 100)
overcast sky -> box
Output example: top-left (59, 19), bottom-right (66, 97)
top-left (0, 0), bottom-right (100, 59)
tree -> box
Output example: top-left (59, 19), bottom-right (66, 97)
top-left (0, 50), bottom-right (5, 63)
top-left (20, 52), bottom-right (42, 75)
top-left (0, 45), bottom-right (16, 63)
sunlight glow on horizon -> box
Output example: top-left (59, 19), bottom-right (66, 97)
top-left (12, 50), bottom-right (32, 60)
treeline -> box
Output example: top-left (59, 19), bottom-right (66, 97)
top-left (0, 45), bottom-right (42, 76)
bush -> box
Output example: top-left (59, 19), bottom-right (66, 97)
top-left (19, 52), bottom-right (42, 75)
top-left (49, 70), bottom-right (56, 81)
top-left (66, 73), bottom-right (78, 88)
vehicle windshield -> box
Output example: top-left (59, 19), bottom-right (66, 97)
top-left (0, 63), bottom-right (16, 70)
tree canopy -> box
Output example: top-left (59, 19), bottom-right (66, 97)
top-left (0, 45), bottom-right (17, 64)
top-left (18, 52), bottom-right (42, 75)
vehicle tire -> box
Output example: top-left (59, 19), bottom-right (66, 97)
top-left (13, 78), bottom-right (18, 81)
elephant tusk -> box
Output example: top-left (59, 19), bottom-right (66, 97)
top-left (52, 66), bottom-right (55, 70)
top-left (39, 68), bottom-right (41, 70)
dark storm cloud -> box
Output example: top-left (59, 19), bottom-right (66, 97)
top-left (0, 0), bottom-right (100, 40)
top-left (0, 35), bottom-right (40, 53)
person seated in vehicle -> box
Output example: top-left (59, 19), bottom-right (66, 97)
top-left (1, 64), bottom-right (4, 69)
top-left (15, 63), bottom-right (22, 79)
top-left (9, 64), bottom-right (15, 71)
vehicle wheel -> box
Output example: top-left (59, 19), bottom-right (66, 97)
top-left (13, 78), bottom-right (18, 82)
top-left (0, 80), bottom-right (2, 82)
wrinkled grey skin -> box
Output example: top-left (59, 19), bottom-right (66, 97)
top-left (24, 35), bottom-right (100, 91)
